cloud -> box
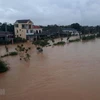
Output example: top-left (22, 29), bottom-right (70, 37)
top-left (0, 0), bottom-right (100, 25)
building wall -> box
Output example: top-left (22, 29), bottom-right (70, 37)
top-left (15, 24), bottom-right (26, 39)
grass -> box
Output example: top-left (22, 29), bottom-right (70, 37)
top-left (53, 41), bottom-right (66, 46)
top-left (69, 39), bottom-right (80, 42)
top-left (0, 59), bottom-right (9, 73)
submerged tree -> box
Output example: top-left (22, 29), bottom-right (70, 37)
top-left (15, 44), bottom-right (31, 61)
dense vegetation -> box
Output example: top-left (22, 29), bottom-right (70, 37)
top-left (82, 35), bottom-right (95, 40)
top-left (41, 23), bottom-right (100, 35)
top-left (0, 23), bottom-right (14, 33)
top-left (0, 40), bottom-right (11, 45)
top-left (0, 37), bottom-right (27, 45)
top-left (13, 37), bottom-right (27, 43)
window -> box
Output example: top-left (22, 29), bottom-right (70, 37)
top-left (20, 34), bottom-right (21, 36)
top-left (29, 25), bottom-right (31, 29)
top-left (30, 30), bottom-right (33, 33)
top-left (15, 24), bottom-right (18, 27)
top-left (20, 29), bottom-right (21, 31)
top-left (36, 30), bottom-right (38, 33)
top-left (22, 24), bottom-right (25, 29)
top-left (17, 30), bottom-right (18, 33)
top-left (27, 30), bottom-right (28, 33)
top-left (39, 30), bottom-right (41, 33)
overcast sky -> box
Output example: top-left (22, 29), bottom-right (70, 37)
top-left (0, 0), bottom-right (100, 25)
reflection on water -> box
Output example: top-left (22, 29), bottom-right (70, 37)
top-left (1, 38), bottom-right (100, 100)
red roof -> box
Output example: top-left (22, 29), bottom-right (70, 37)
top-left (33, 25), bottom-right (41, 29)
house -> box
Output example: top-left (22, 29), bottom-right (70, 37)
top-left (62, 28), bottom-right (79, 36)
top-left (14, 19), bottom-right (33, 40)
top-left (14, 19), bottom-right (43, 41)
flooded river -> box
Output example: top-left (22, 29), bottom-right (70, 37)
top-left (0, 38), bottom-right (100, 100)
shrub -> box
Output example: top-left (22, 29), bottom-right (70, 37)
top-left (54, 41), bottom-right (66, 45)
top-left (14, 37), bottom-right (27, 43)
top-left (69, 39), bottom-right (80, 42)
top-left (82, 35), bottom-right (95, 40)
top-left (0, 59), bottom-right (9, 73)
top-left (33, 40), bottom-right (50, 47)
top-left (1, 54), bottom-right (9, 58)
top-left (9, 52), bottom-right (18, 56)
top-left (1, 51), bottom-right (18, 58)
top-left (37, 47), bottom-right (43, 52)
top-left (0, 40), bottom-right (11, 45)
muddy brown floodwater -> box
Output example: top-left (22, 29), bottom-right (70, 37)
top-left (0, 38), bottom-right (100, 100)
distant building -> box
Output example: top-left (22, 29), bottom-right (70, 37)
top-left (14, 19), bottom-right (42, 41)
top-left (0, 31), bottom-right (13, 41)
top-left (62, 28), bottom-right (79, 36)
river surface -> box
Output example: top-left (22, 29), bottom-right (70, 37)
top-left (0, 38), bottom-right (100, 100)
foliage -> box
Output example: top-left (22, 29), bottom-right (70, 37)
top-left (37, 47), bottom-right (43, 52)
top-left (1, 54), bottom-right (9, 58)
top-left (9, 52), bottom-right (18, 56)
top-left (0, 37), bottom-right (27, 45)
top-left (0, 40), bottom-right (11, 45)
top-left (1, 51), bottom-right (18, 58)
top-left (33, 39), bottom-right (49, 47)
top-left (54, 41), bottom-right (66, 46)
top-left (14, 37), bottom-right (27, 43)
top-left (0, 59), bottom-right (9, 73)
top-left (69, 39), bottom-right (80, 42)
top-left (0, 23), bottom-right (14, 33)
top-left (71, 23), bottom-right (81, 31)
top-left (82, 35), bottom-right (95, 40)
top-left (15, 44), bottom-right (31, 61)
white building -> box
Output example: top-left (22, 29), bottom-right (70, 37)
top-left (62, 28), bottom-right (79, 36)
